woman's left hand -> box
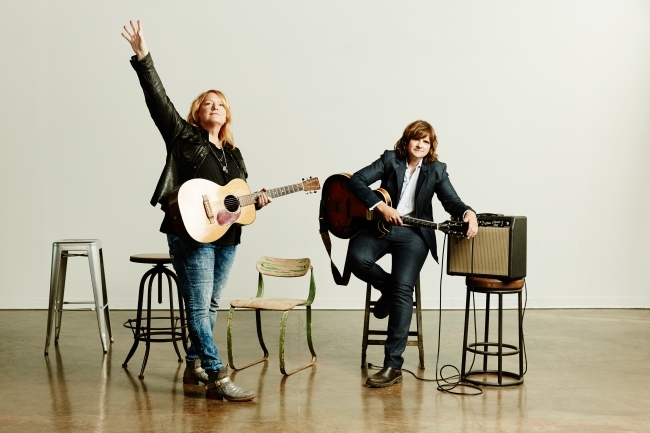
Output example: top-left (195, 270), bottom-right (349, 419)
top-left (256, 188), bottom-right (272, 209)
top-left (464, 210), bottom-right (478, 239)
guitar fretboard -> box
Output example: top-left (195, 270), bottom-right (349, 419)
top-left (402, 216), bottom-right (438, 230)
top-left (367, 210), bottom-right (468, 236)
top-left (238, 183), bottom-right (305, 207)
top-left (367, 210), bottom-right (436, 229)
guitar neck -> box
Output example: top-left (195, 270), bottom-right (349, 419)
top-left (238, 183), bottom-right (305, 207)
top-left (401, 215), bottom-right (439, 230)
top-left (368, 211), bottom-right (439, 230)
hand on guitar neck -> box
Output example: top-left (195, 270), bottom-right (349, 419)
top-left (255, 188), bottom-right (272, 210)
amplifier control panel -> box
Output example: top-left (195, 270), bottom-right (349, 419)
top-left (478, 219), bottom-right (510, 228)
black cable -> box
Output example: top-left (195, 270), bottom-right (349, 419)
top-left (367, 223), bottom-right (530, 392)
top-left (429, 234), bottom-right (481, 395)
top-left (368, 233), bottom-right (482, 395)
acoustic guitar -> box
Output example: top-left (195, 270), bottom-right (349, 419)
top-left (169, 177), bottom-right (320, 244)
top-left (320, 173), bottom-right (467, 239)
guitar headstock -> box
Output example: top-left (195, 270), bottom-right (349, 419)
top-left (439, 220), bottom-right (469, 238)
top-left (302, 177), bottom-right (321, 194)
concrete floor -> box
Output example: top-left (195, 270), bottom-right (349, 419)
top-left (0, 308), bottom-right (648, 432)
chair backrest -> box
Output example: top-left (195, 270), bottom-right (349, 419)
top-left (256, 257), bottom-right (311, 278)
top-left (254, 257), bottom-right (315, 305)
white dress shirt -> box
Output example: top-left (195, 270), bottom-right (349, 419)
top-left (370, 161), bottom-right (422, 220)
top-left (396, 161), bottom-right (422, 217)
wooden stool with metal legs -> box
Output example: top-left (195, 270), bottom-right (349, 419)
top-left (461, 276), bottom-right (525, 387)
top-left (361, 276), bottom-right (424, 369)
top-left (122, 253), bottom-right (188, 379)
top-left (227, 257), bottom-right (317, 376)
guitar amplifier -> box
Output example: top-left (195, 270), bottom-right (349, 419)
top-left (446, 215), bottom-right (527, 279)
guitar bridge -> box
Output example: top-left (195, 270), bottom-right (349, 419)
top-left (203, 195), bottom-right (216, 224)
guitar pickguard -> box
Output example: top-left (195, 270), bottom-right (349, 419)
top-left (216, 209), bottom-right (241, 226)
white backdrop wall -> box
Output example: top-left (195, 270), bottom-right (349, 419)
top-left (1, 0), bottom-right (648, 310)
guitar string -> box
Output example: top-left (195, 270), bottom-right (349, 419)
top-left (367, 209), bottom-right (466, 235)
top-left (199, 178), bottom-right (318, 207)
top-left (205, 184), bottom-right (309, 207)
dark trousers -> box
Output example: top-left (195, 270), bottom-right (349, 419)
top-left (348, 226), bottom-right (429, 369)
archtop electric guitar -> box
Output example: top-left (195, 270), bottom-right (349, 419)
top-left (320, 173), bottom-right (467, 239)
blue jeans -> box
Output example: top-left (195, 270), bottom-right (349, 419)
top-left (348, 226), bottom-right (429, 369)
top-left (167, 234), bottom-right (237, 373)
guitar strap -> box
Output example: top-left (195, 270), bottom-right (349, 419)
top-left (318, 200), bottom-right (353, 286)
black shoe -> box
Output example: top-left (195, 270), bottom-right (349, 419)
top-left (366, 367), bottom-right (403, 388)
top-left (373, 296), bottom-right (389, 319)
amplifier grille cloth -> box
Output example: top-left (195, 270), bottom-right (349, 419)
top-left (448, 227), bottom-right (510, 276)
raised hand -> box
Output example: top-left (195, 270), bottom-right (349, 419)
top-left (121, 20), bottom-right (149, 60)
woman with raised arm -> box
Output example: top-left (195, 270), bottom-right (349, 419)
top-left (122, 20), bottom-right (269, 401)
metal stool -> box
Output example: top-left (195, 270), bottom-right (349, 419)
top-left (122, 253), bottom-right (188, 379)
top-left (45, 239), bottom-right (113, 355)
top-left (361, 276), bottom-right (424, 369)
top-left (461, 276), bottom-right (525, 387)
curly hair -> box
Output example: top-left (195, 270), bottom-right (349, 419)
top-left (394, 120), bottom-right (438, 163)
top-left (186, 90), bottom-right (235, 150)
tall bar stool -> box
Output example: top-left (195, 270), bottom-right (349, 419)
top-left (122, 253), bottom-right (188, 379)
top-left (461, 276), bottom-right (525, 387)
top-left (361, 276), bottom-right (424, 370)
top-left (45, 239), bottom-right (113, 355)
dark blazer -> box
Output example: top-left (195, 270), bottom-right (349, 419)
top-left (349, 150), bottom-right (472, 262)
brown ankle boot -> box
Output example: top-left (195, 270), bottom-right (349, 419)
top-left (182, 358), bottom-right (209, 385)
top-left (205, 366), bottom-right (257, 401)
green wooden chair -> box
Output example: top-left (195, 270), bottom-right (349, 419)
top-left (227, 256), bottom-right (317, 376)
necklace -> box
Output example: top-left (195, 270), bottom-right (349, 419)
top-left (211, 144), bottom-right (228, 173)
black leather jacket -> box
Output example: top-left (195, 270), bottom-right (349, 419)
top-left (130, 53), bottom-right (247, 211)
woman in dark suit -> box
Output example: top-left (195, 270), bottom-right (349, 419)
top-left (348, 120), bottom-right (478, 388)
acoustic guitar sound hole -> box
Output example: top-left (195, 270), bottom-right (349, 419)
top-left (223, 195), bottom-right (240, 213)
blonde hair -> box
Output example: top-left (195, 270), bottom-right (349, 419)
top-left (186, 90), bottom-right (235, 150)
top-left (394, 120), bottom-right (438, 163)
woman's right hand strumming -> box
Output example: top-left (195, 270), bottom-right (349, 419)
top-left (121, 20), bottom-right (149, 61)
top-left (376, 202), bottom-right (403, 227)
